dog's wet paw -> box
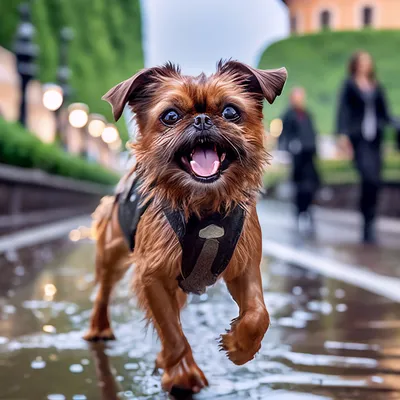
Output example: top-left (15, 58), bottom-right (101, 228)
top-left (161, 352), bottom-right (208, 395)
top-left (219, 329), bottom-right (260, 365)
top-left (83, 328), bottom-right (116, 342)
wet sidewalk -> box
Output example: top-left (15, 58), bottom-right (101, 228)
top-left (1, 215), bottom-right (400, 400)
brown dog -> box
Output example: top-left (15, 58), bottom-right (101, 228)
top-left (84, 60), bottom-right (287, 394)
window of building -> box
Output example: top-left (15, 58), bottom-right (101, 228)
top-left (362, 6), bottom-right (374, 27)
top-left (320, 10), bottom-right (332, 30)
top-left (290, 15), bottom-right (298, 34)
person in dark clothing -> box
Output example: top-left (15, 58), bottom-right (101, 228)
top-left (280, 87), bottom-right (320, 236)
top-left (336, 51), bottom-right (394, 243)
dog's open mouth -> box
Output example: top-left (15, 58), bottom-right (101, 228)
top-left (177, 138), bottom-right (232, 183)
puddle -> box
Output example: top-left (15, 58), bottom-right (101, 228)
top-left (1, 239), bottom-right (400, 399)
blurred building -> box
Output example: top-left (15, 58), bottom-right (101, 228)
top-left (282, 0), bottom-right (400, 34)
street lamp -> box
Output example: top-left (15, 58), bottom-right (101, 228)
top-left (14, 2), bottom-right (38, 127)
top-left (87, 114), bottom-right (106, 137)
top-left (56, 27), bottom-right (73, 149)
top-left (68, 103), bottom-right (89, 128)
top-left (101, 124), bottom-right (119, 144)
top-left (42, 83), bottom-right (63, 112)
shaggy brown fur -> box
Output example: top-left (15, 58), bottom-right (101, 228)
top-left (84, 60), bottom-right (287, 395)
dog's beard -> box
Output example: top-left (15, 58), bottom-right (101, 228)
top-left (133, 122), bottom-right (267, 216)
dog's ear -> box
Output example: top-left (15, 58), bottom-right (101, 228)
top-left (218, 60), bottom-right (288, 104)
top-left (102, 63), bottom-right (180, 121)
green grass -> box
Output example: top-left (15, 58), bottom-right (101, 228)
top-left (264, 154), bottom-right (400, 187)
top-left (0, 118), bottom-right (119, 185)
top-left (259, 30), bottom-right (400, 135)
top-left (0, 0), bottom-right (144, 142)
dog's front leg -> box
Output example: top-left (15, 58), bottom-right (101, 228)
top-left (221, 250), bottom-right (270, 365)
top-left (135, 275), bottom-right (208, 394)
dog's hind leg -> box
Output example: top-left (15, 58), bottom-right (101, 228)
top-left (84, 237), bottom-right (130, 341)
top-left (84, 204), bottom-right (131, 342)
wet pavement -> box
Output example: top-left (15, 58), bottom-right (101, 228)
top-left (1, 206), bottom-right (400, 400)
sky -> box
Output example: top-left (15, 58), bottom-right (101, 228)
top-left (124, 0), bottom-right (288, 137)
top-left (141, 0), bottom-right (289, 75)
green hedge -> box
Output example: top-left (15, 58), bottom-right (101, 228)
top-left (264, 154), bottom-right (400, 187)
top-left (0, 118), bottom-right (119, 185)
top-left (259, 30), bottom-right (400, 135)
top-left (0, 0), bottom-right (144, 142)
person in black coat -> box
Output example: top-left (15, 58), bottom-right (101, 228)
top-left (336, 51), bottom-right (394, 243)
top-left (280, 87), bottom-right (320, 236)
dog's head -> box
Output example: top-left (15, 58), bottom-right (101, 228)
top-left (103, 61), bottom-right (287, 213)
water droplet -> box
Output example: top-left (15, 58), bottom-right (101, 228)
top-left (124, 362), bottom-right (139, 370)
top-left (371, 376), bottom-right (384, 383)
top-left (31, 358), bottom-right (46, 369)
top-left (14, 265), bottom-right (25, 276)
top-left (69, 364), bottom-right (84, 373)
top-left (0, 337), bottom-right (9, 345)
top-left (81, 358), bottom-right (90, 365)
top-left (72, 395), bottom-right (87, 400)
top-left (199, 293), bottom-right (208, 301)
top-left (336, 303), bottom-right (348, 312)
top-left (3, 305), bottom-right (16, 314)
top-left (65, 305), bottom-right (78, 315)
top-left (292, 286), bottom-right (303, 295)
top-left (47, 395), bottom-right (66, 400)
top-left (124, 391), bottom-right (134, 398)
top-left (321, 302), bottom-right (333, 315)
top-left (43, 325), bottom-right (56, 333)
top-left (44, 283), bottom-right (57, 297)
top-left (117, 375), bottom-right (124, 382)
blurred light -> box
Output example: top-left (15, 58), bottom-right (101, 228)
top-left (42, 84), bottom-right (64, 111)
top-left (88, 114), bottom-right (106, 137)
top-left (102, 124), bottom-right (119, 144)
top-left (44, 283), bottom-right (57, 297)
top-left (270, 118), bottom-right (283, 137)
top-left (43, 325), bottom-right (56, 333)
top-left (68, 103), bottom-right (89, 128)
top-left (69, 229), bottom-right (81, 242)
top-left (108, 137), bottom-right (122, 151)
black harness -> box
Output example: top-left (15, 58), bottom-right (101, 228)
top-left (118, 175), bottom-right (245, 294)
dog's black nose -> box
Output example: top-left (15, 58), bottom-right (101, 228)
top-left (194, 114), bottom-right (213, 131)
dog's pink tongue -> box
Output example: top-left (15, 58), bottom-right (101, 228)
top-left (190, 147), bottom-right (220, 177)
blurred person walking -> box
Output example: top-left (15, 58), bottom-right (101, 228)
top-left (280, 87), bottom-right (320, 236)
top-left (336, 51), bottom-right (394, 244)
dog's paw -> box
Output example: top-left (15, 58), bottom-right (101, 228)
top-left (219, 312), bottom-right (268, 365)
top-left (219, 329), bottom-right (261, 365)
top-left (83, 328), bottom-right (116, 342)
top-left (161, 352), bottom-right (208, 395)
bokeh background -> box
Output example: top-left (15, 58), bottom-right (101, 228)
top-left (1, 1), bottom-right (400, 400)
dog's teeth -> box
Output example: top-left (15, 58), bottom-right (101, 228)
top-left (221, 153), bottom-right (226, 162)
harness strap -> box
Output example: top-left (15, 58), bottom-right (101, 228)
top-left (118, 175), bottom-right (245, 294)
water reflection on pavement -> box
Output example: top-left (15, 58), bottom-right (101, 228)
top-left (1, 239), bottom-right (400, 400)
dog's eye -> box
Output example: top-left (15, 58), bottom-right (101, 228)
top-left (222, 106), bottom-right (240, 122)
top-left (161, 110), bottom-right (180, 126)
